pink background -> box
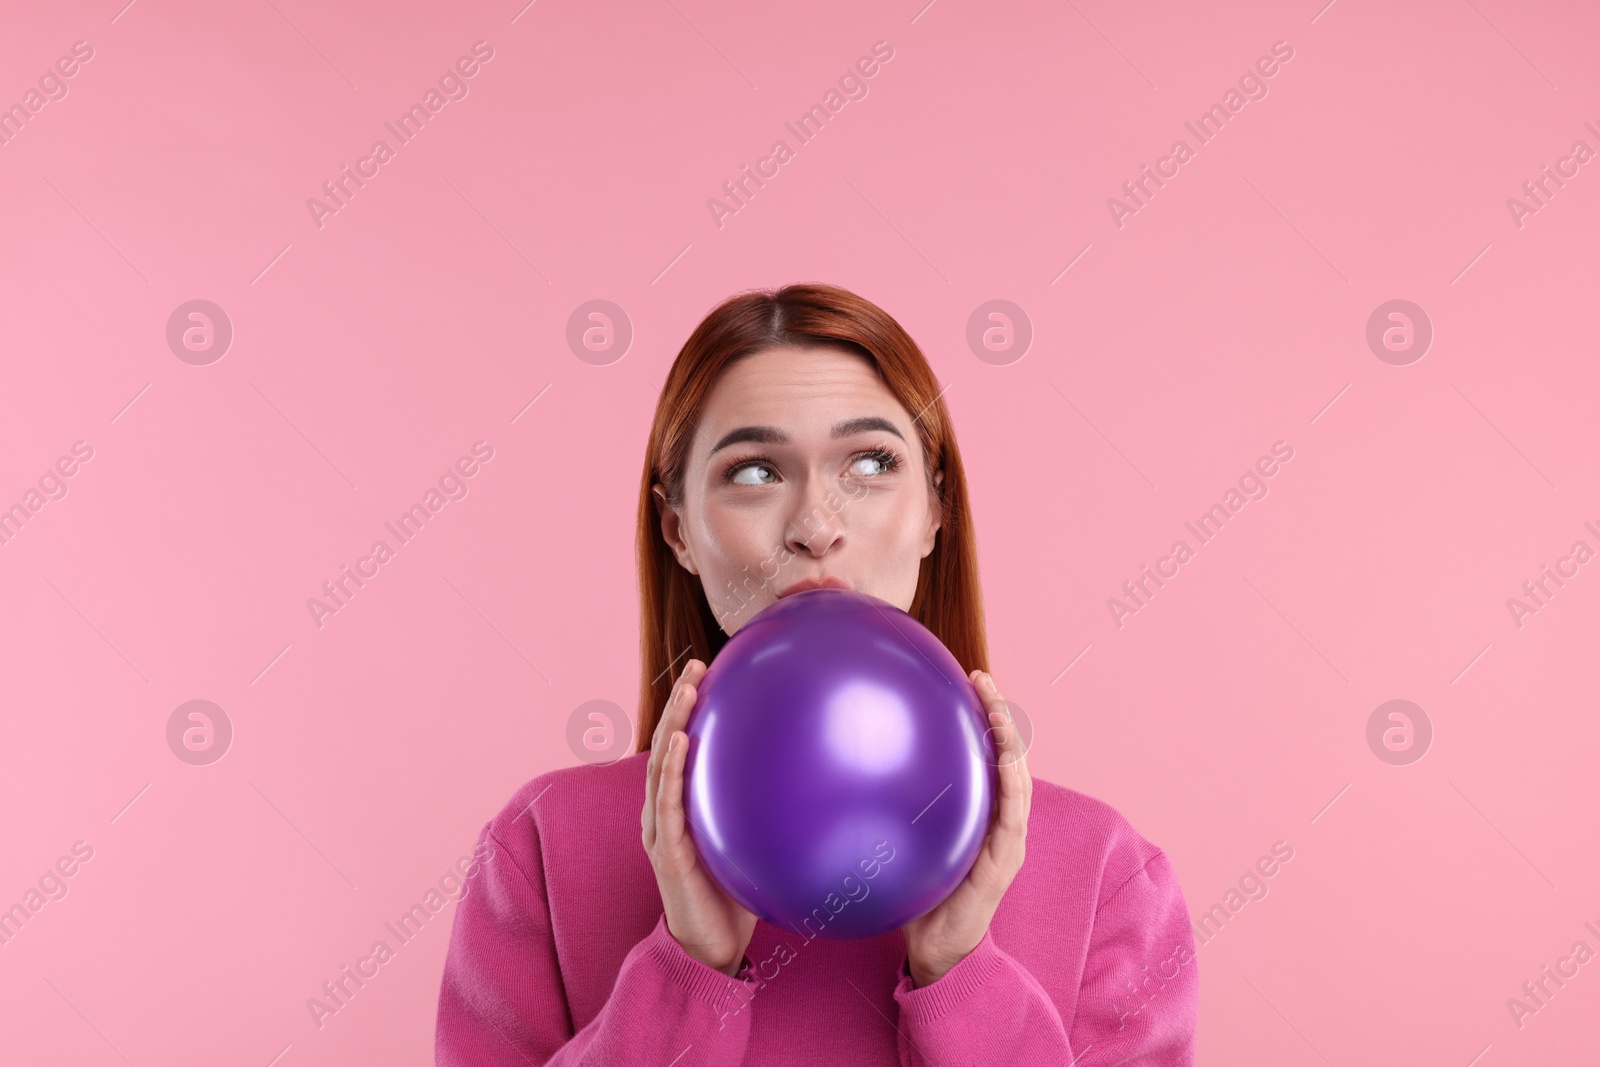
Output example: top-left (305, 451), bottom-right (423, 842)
top-left (2, 0), bottom-right (1598, 1063)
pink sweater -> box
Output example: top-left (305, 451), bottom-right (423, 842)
top-left (435, 750), bottom-right (1198, 1065)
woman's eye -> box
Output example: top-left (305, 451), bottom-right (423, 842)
top-left (729, 462), bottom-right (777, 486)
top-left (850, 451), bottom-right (899, 478)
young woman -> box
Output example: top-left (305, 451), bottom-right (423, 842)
top-left (435, 284), bottom-right (1199, 1065)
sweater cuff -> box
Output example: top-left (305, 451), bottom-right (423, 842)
top-left (893, 927), bottom-right (1008, 1024)
top-left (641, 914), bottom-right (759, 1016)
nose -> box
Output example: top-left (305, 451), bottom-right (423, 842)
top-left (784, 478), bottom-right (844, 557)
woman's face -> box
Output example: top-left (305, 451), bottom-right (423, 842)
top-left (654, 345), bottom-right (944, 634)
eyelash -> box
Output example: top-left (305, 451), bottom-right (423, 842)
top-left (721, 448), bottom-right (903, 484)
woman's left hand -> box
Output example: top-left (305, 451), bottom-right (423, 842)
top-left (901, 669), bottom-right (1033, 988)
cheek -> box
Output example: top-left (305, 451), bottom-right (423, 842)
top-left (846, 505), bottom-right (924, 608)
top-left (695, 502), bottom-right (785, 581)
top-left (853, 495), bottom-right (929, 564)
top-left (867, 487), bottom-right (927, 537)
top-left (694, 504), bottom-right (796, 631)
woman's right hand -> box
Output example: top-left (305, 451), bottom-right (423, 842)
top-left (641, 658), bottom-right (757, 976)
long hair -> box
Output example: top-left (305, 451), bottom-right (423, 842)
top-left (633, 283), bottom-right (989, 751)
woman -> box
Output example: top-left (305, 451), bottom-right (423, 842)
top-left (435, 284), bottom-right (1199, 1065)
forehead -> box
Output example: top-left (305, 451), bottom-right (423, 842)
top-left (698, 346), bottom-right (903, 430)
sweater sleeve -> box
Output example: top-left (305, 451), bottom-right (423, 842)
top-left (890, 926), bottom-right (1070, 1067)
top-left (1068, 848), bottom-right (1199, 1065)
top-left (888, 849), bottom-right (1198, 1067)
top-left (435, 819), bottom-right (763, 1066)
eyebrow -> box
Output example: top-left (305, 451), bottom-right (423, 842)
top-left (708, 416), bottom-right (905, 456)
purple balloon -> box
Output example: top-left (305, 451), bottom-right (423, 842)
top-left (683, 587), bottom-right (995, 940)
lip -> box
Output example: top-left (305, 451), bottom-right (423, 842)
top-left (776, 575), bottom-right (853, 599)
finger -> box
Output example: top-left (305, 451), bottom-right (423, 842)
top-left (646, 662), bottom-right (707, 844)
top-left (643, 709), bottom-right (665, 840)
top-left (649, 667), bottom-right (692, 769)
top-left (647, 678), bottom-right (677, 769)
top-left (657, 730), bottom-right (689, 854)
top-left (664, 666), bottom-right (705, 766)
top-left (993, 735), bottom-right (1028, 854)
top-left (972, 670), bottom-right (1007, 734)
top-left (645, 665), bottom-right (693, 838)
top-left (664, 665), bottom-right (704, 737)
top-left (982, 671), bottom-right (1029, 783)
top-left (980, 676), bottom-right (1027, 845)
top-left (648, 661), bottom-right (702, 796)
top-left (972, 669), bottom-right (1011, 719)
top-left (655, 680), bottom-right (698, 797)
top-left (966, 711), bottom-right (1024, 891)
top-left (972, 671), bottom-right (1016, 759)
top-left (990, 673), bottom-right (1031, 810)
top-left (644, 686), bottom-right (678, 831)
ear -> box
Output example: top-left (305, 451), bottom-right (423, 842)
top-left (921, 468), bottom-right (945, 557)
top-left (653, 482), bottom-right (700, 575)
